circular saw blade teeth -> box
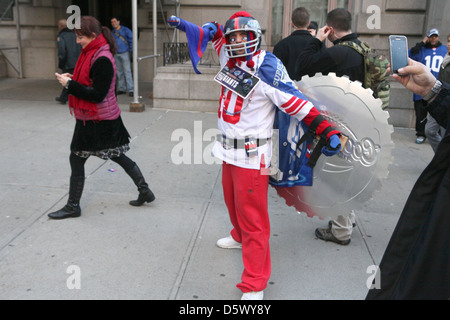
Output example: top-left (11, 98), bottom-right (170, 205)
top-left (272, 74), bottom-right (394, 220)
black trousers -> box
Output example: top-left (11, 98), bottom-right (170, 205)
top-left (414, 99), bottom-right (428, 137)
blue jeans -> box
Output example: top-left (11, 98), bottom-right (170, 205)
top-left (115, 52), bottom-right (134, 92)
top-left (425, 114), bottom-right (444, 153)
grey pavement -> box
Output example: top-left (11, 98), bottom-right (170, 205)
top-left (0, 77), bottom-right (435, 300)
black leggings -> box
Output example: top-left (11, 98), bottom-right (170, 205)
top-left (70, 152), bottom-right (136, 177)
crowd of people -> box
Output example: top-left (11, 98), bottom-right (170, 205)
top-left (50, 7), bottom-right (449, 300)
top-left (169, 7), bottom-right (449, 300)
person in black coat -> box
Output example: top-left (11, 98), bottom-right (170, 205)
top-left (294, 8), bottom-right (364, 83)
top-left (56, 19), bottom-right (81, 104)
top-left (273, 7), bottom-right (315, 80)
top-left (366, 58), bottom-right (449, 300)
top-left (294, 8), bottom-right (365, 246)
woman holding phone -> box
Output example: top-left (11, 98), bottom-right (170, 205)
top-left (51, 16), bottom-right (155, 220)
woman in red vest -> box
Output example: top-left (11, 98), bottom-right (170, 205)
top-left (50, 16), bottom-right (155, 219)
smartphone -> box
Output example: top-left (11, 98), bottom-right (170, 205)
top-left (389, 35), bottom-right (409, 74)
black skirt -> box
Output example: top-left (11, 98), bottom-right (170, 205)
top-left (70, 116), bottom-right (131, 159)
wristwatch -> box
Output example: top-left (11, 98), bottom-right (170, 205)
top-left (64, 79), bottom-right (72, 89)
top-left (423, 80), bottom-right (442, 101)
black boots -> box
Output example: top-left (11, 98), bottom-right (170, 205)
top-left (48, 176), bottom-right (85, 220)
top-left (48, 164), bottom-right (154, 220)
top-left (126, 164), bottom-right (155, 206)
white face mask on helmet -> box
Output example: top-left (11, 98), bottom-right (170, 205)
top-left (223, 16), bottom-right (261, 58)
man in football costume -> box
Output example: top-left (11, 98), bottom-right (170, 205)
top-left (169, 12), bottom-right (342, 300)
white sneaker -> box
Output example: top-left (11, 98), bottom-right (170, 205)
top-left (241, 291), bottom-right (264, 300)
top-left (216, 236), bottom-right (242, 249)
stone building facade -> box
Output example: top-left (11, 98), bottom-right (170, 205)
top-left (0, 0), bottom-right (449, 127)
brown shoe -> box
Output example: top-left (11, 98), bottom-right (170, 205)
top-left (315, 226), bottom-right (350, 245)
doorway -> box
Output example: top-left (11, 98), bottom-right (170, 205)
top-left (71, 0), bottom-right (132, 30)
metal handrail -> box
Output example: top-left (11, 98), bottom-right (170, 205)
top-left (0, 0), bottom-right (14, 21)
top-left (163, 42), bottom-right (190, 66)
top-left (0, 47), bottom-right (20, 75)
top-left (163, 42), bottom-right (220, 68)
top-left (0, 0), bottom-right (23, 77)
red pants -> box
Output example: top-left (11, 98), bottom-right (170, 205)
top-left (222, 162), bottom-right (271, 293)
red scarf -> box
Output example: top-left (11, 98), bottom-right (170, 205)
top-left (69, 34), bottom-right (108, 120)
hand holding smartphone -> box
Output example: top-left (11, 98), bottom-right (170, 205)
top-left (389, 35), bottom-right (409, 75)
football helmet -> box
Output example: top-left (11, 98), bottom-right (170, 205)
top-left (223, 16), bottom-right (261, 58)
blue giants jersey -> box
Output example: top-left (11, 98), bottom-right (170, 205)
top-left (409, 44), bottom-right (447, 100)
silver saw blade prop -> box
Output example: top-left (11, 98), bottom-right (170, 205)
top-left (271, 73), bottom-right (394, 220)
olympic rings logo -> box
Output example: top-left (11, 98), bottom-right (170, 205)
top-left (340, 137), bottom-right (380, 167)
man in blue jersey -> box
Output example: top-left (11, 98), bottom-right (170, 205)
top-left (409, 28), bottom-right (447, 145)
top-left (111, 17), bottom-right (134, 97)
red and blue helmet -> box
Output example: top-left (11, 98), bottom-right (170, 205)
top-left (223, 13), bottom-right (261, 58)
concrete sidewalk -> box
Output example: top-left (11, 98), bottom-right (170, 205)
top-left (0, 78), bottom-right (435, 300)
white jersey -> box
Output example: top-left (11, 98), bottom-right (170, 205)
top-left (211, 37), bottom-right (316, 170)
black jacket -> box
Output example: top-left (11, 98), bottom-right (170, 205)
top-left (68, 57), bottom-right (114, 103)
top-left (57, 28), bottom-right (82, 72)
top-left (366, 83), bottom-right (450, 300)
top-left (294, 33), bottom-right (364, 82)
top-left (273, 30), bottom-right (315, 80)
